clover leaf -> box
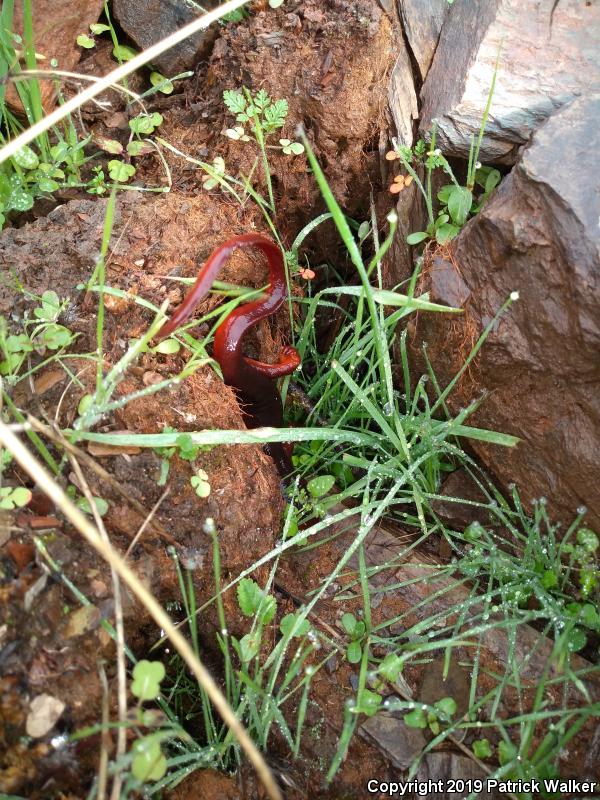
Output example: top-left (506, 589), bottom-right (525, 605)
top-left (131, 736), bottom-right (167, 782)
top-left (0, 486), bottom-right (32, 510)
top-left (107, 160), bottom-right (136, 182)
top-left (131, 660), bottom-right (165, 701)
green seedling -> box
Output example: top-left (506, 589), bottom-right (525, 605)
top-left (128, 661), bottom-right (168, 784)
top-left (130, 736), bottom-right (167, 783)
top-left (377, 652), bottom-right (404, 684)
top-left (237, 577), bottom-right (276, 624)
top-left (0, 143), bottom-right (84, 228)
top-left (0, 485), bottom-right (32, 510)
top-left (77, 18), bottom-right (175, 95)
top-left (224, 88), bottom-right (288, 134)
top-left (75, 495), bottom-right (109, 517)
top-left (190, 468), bottom-right (210, 498)
top-left (107, 159), bottom-right (136, 183)
top-left (131, 659), bottom-right (166, 701)
top-left (341, 612), bottom-right (366, 664)
top-left (130, 112), bottom-right (163, 137)
top-left (0, 449), bottom-right (12, 474)
top-left (472, 738), bottom-right (493, 759)
top-left (65, 484), bottom-right (109, 517)
top-left (353, 689), bottom-right (382, 717)
top-left (0, 291), bottom-right (75, 382)
top-left (404, 696), bottom-right (457, 735)
top-left (153, 427), bottom-right (203, 486)
top-left (391, 64), bottom-right (500, 246)
top-left (280, 612), bottom-right (311, 638)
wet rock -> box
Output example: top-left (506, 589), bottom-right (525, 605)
top-left (7, 0), bottom-right (104, 112)
top-left (112, 0), bottom-right (220, 75)
top-left (389, 39), bottom-right (418, 146)
top-left (416, 754), bottom-right (501, 799)
top-left (409, 93), bottom-right (600, 529)
top-left (419, 656), bottom-right (470, 742)
top-left (420, 0), bottom-right (600, 164)
top-left (431, 468), bottom-right (490, 531)
top-left (360, 708), bottom-right (427, 770)
top-left (428, 255), bottom-right (470, 309)
top-left (397, 0), bottom-right (449, 82)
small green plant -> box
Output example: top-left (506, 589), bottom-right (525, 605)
top-left (223, 88), bottom-right (289, 136)
top-left (76, 11), bottom-right (179, 95)
top-left (76, 23), bottom-right (111, 49)
top-left (389, 67), bottom-right (500, 246)
top-left (0, 2), bottom-right (127, 226)
top-left (157, 520), bottom-right (322, 786)
top-left (93, 111), bottom-right (166, 186)
top-left (153, 427), bottom-right (203, 486)
top-left (561, 526), bottom-right (599, 598)
top-left (126, 660), bottom-right (170, 785)
top-left (472, 738), bottom-right (493, 759)
top-left (0, 485), bottom-right (32, 509)
top-left (341, 612), bottom-right (367, 664)
top-left (0, 449), bottom-right (12, 474)
top-left (219, 87), bottom-right (304, 213)
top-left (285, 469), bottom-right (338, 521)
top-left (388, 130), bottom-right (501, 246)
top-left (456, 494), bottom-right (600, 653)
top-left (0, 140), bottom-right (89, 228)
top-left (404, 696), bottom-right (457, 734)
top-left (190, 468), bottom-right (210, 498)
top-left (0, 291), bottom-right (76, 383)
top-left (65, 484), bottom-right (109, 517)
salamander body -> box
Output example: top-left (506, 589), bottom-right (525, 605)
top-left (158, 234), bottom-right (300, 477)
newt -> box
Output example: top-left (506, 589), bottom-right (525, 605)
top-left (157, 233), bottom-right (301, 478)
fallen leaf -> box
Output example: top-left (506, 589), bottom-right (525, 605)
top-left (87, 432), bottom-right (141, 456)
top-left (6, 540), bottom-right (35, 571)
top-left (64, 604), bottom-right (102, 638)
top-left (34, 369), bottom-right (66, 395)
top-left (26, 693), bottom-right (66, 738)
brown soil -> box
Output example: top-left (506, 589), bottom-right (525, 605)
top-left (0, 1), bottom-right (402, 797)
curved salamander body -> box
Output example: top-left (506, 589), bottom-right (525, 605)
top-left (157, 234), bottom-right (301, 477)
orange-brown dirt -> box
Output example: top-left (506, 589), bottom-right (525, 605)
top-left (0, 0), bottom-right (402, 797)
